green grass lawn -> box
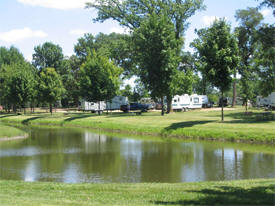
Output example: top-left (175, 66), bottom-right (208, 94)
top-left (0, 107), bottom-right (274, 143)
top-left (0, 179), bottom-right (274, 206)
top-left (0, 124), bottom-right (26, 139)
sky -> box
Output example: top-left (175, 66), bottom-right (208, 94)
top-left (0, 0), bottom-right (274, 63)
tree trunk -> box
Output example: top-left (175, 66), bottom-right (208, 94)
top-left (221, 91), bottom-right (224, 122)
top-left (98, 101), bottom-right (101, 115)
top-left (232, 80), bottom-right (237, 107)
top-left (13, 104), bottom-right (17, 113)
top-left (50, 104), bottom-right (53, 115)
top-left (161, 97), bottom-right (165, 116)
top-left (166, 95), bottom-right (172, 114)
top-left (245, 100), bottom-right (248, 113)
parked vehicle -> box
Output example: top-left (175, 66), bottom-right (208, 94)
top-left (256, 95), bottom-right (272, 107)
top-left (106, 96), bottom-right (128, 110)
top-left (172, 94), bottom-right (203, 111)
top-left (270, 92), bottom-right (275, 109)
top-left (80, 100), bottom-right (106, 112)
top-left (120, 102), bottom-right (149, 112)
top-left (218, 97), bottom-right (229, 107)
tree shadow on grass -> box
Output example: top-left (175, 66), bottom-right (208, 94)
top-left (153, 184), bottom-right (275, 206)
top-left (0, 114), bottom-right (19, 119)
top-left (22, 116), bottom-right (42, 125)
top-left (64, 114), bottom-right (95, 122)
top-left (224, 112), bottom-right (275, 124)
top-left (163, 120), bottom-right (216, 132)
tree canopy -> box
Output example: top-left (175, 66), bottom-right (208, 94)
top-left (191, 19), bottom-right (240, 120)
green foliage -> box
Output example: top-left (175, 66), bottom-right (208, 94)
top-left (256, 0), bottom-right (275, 15)
top-left (191, 19), bottom-right (240, 120)
top-left (192, 19), bottom-right (239, 93)
top-left (254, 24), bottom-right (275, 96)
top-left (79, 51), bottom-right (123, 103)
top-left (86, 0), bottom-right (205, 33)
top-left (0, 47), bottom-right (37, 112)
top-left (235, 7), bottom-right (263, 108)
top-left (132, 13), bottom-right (180, 101)
top-left (39, 68), bottom-right (64, 113)
top-left (0, 46), bottom-right (25, 68)
top-left (75, 33), bottom-right (134, 77)
top-left (33, 42), bottom-right (64, 72)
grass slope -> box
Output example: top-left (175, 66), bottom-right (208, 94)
top-left (0, 107), bottom-right (274, 143)
top-left (0, 124), bottom-right (26, 139)
top-left (0, 179), bottom-right (274, 206)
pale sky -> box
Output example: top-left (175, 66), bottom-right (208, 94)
top-left (0, 0), bottom-right (274, 63)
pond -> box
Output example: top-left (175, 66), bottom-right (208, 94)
top-left (0, 127), bottom-right (275, 183)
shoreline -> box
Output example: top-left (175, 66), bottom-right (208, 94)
top-left (0, 134), bottom-right (28, 142)
top-left (0, 108), bottom-right (274, 145)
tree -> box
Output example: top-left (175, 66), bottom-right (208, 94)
top-left (256, 0), bottom-right (275, 16)
top-left (86, 0), bottom-right (205, 113)
top-left (254, 24), bottom-right (275, 96)
top-left (191, 19), bottom-right (240, 121)
top-left (33, 42), bottom-right (64, 72)
top-left (0, 46), bottom-right (25, 68)
top-left (235, 7), bottom-right (263, 111)
top-left (79, 51), bottom-right (122, 114)
top-left (39, 68), bottom-right (64, 114)
top-left (59, 55), bottom-right (81, 107)
top-left (7, 63), bottom-right (37, 113)
top-left (75, 33), bottom-right (135, 77)
top-left (132, 13), bottom-right (181, 115)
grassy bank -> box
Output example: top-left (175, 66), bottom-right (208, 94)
top-left (0, 179), bottom-right (274, 206)
top-left (0, 107), bottom-right (274, 143)
top-left (0, 124), bottom-right (26, 139)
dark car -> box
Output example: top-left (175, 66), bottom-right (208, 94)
top-left (218, 97), bottom-right (229, 107)
top-left (120, 102), bottom-right (149, 113)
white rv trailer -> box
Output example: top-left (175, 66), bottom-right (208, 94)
top-left (172, 94), bottom-right (190, 111)
top-left (256, 96), bottom-right (271, 107)
top-left (80, 100), bottom-right (106, 112)
top-left (190, 94), bottom-right (203, 109)
top-left (172, 94), bottom-right (203, 111)
top-left (269, 92), bottom-right (275, 109)
top-left (106, 96), bottom-right (128, 110)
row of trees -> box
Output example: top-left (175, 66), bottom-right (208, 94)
top-left (0, 0), bottom-right (274, 120)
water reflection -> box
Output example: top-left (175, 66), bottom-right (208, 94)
top-left (0, 128), bottom-right (275, 183)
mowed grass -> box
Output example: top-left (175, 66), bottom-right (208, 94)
top-left (0, 179), bottom-right (274, 206)
top-left (0, 124), bottom-right (26, 138)
top-left (0, 107), bottom-right (274, 142)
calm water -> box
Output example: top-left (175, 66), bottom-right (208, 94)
top-left (0, 127), bottom-right (275, 183)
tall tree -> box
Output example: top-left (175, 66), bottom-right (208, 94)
top-left (33, 42), bottom-right (64, 72)
top-left (86, 0), bottom-right (205, 113)
top-left (79, 51), bottom-right (122, 114)
top-left (254, 24), bottom-right (275, 96)
top-left (191, 19), bottom-right (240, 121)
top-left (132, 13), bottom-right (181, 115)
top-left (39, 68), bottom-right (64, 114)
top-left (235, 7), bottom-right (263, 111)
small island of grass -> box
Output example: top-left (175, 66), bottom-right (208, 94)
top-left (0, 124), bottom-right (27, 141)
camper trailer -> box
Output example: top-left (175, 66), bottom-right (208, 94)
top-left (106, 96), bottom-right (128, 110)
top-left (172, 94), bottom-right (190, 111)
top-left (269, 92), bottom-right (275, 109)
top-left (190, 94), bottom-right (203, 109)
top-left (80, 100), bottom-right (106, 112)
top-left (256, 96), bottom-right (271, 107)
top-left (172, 94), bottom-right (203, 111)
